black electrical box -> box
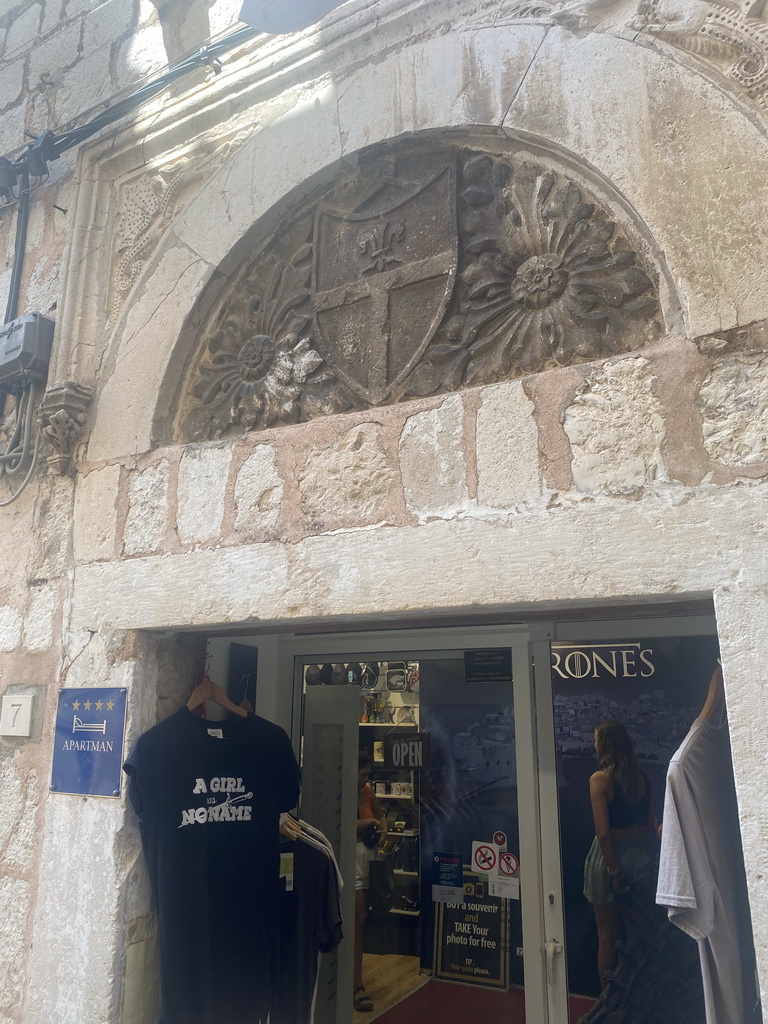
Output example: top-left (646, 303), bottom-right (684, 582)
top-left (0, 313), bottom-right (54, 394)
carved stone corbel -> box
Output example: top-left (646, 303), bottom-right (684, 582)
top-left (38, 381), bottom-right (94, 475)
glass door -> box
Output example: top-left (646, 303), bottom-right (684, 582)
top-left (533, 615), bottom-right (723, 1024)
top-left (286, 627), bottom-right (553, 1024)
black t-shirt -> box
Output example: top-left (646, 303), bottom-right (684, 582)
top-left (123, 707), bottom-right (300, 1024)
top-left (275, 839), bottom-right (343, 1024)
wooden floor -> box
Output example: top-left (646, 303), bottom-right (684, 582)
top-left (353, 953), bottom-right (428, 1024)
top-left (353, 954), bottom-right (596, 1024)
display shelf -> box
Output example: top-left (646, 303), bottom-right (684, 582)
top-left (359, 722), bottom-right (418, 727)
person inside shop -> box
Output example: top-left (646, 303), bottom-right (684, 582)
top-left (584, 719), bottom-right (658, 988)
top-left (354, 750), bottom-right (388, 1013)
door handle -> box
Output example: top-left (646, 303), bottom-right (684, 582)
top-left (544, 939), bottom-right (563, 987)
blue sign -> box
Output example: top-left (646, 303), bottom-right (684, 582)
top-left (51, 688), bottom-right (127, 798)
top-left (432, 851), bottom-right (464, 905)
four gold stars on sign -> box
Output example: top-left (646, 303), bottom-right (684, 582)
top-left (69, 697), bottom-right (118, 712)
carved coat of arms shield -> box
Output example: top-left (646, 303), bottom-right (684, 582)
top-left (312, 163), bottom-right (457, 405)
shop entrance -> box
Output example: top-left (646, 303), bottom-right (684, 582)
top-left (282, 612), bottom-right (739, 1024)
top-left (293, 628), bottom-right (542, 1024)
top-left (201, 610), bottom-right (754, 1023)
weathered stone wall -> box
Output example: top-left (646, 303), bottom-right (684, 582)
top-left (68, 330), bottom-right (768, 584)
top-left (0, 6), bottom-right (243, 1022)
top-left (0, 0), bottom-right (245, 315)
top-left (1, 0), bottom-right (768, 1021)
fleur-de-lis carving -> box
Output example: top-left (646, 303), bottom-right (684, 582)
top-left (357, 218), bottom-right (406, 273)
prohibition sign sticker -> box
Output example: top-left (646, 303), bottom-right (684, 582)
top-left (499, 852), bottom-right (519, 877)
top-left (472, 843), bottom-right (497, 872)
top-left (493, 830), bottom-right (507, 848)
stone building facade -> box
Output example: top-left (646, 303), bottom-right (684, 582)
top-left (1, 0), bottom-right (767, 1021)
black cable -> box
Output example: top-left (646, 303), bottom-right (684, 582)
top-left (0, 22), bottom-right (262, 421)
top-left (51, 24), bottom-right (262, 157)
top-left (4, 169), bottom-right (30, 324)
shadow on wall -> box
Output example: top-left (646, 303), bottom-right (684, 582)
top-left (150, 0), bottom-right (220, 66)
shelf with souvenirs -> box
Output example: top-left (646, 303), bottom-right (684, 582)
top-left (301, 660), bottom-right (419, 725)
top-left (366, 799), bottom-right (421, 934)
top-left (302, 660), bottom-right (423, 940)
top-left (373, 775), bottom-right (420, 921)
top-left (357, 660), bottom-right (420, 727)
top-left (362, 661), bottom-right (421, 923)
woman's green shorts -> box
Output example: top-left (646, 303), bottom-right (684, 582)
top-left (583, 832), bottom-right (659, 905)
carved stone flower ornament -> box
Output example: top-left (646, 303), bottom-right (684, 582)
top-left (181, 142), bottom-right (665, 439)
top-left (191, 248), bottom-right (326, 436)
top-left (458, 156), bottom-right (659, 381)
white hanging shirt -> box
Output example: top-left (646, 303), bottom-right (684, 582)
top-left (656, 716), bottom-right (757, 1024)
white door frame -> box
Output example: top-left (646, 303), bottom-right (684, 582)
top-left (277, 611), bottom-right (719, 1023)
top-left (280, 624), bottom-right (550, 1023)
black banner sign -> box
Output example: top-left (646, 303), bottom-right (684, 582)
top-left (464, 648), bottom-right (512, 684)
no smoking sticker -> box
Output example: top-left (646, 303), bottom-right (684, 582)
top-left (471, 842), bottom-right (497, 872)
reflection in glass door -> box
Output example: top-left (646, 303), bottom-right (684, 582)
top-left (417, 655), bottom-right (523, 1005)
top-left (547, 628), bottom-right (720, 1023)
top-left (291, 632), bottom-right (550, 1024)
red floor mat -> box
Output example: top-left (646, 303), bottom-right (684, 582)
top-left (373, 979), bottom-right (596, 1023)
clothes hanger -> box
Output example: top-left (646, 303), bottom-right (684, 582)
top-left (186, 674), bottom-right (248, 718)
top-left (280, 813), bottom-right (303, 839)
top-left (237, 674), bottom-right (254, 713)
top-left (699, 662), bottom-right (725, 722)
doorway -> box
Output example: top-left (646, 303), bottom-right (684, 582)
top-left (292, 628), bottom-right (541, 1024)
top-left (197, 610), bottom-right (737, 1023)
top-left (283, 612), bottom-right (725, 1024)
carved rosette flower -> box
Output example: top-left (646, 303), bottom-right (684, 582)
top-left (180, 143), bottom-right (670, 432)
top-left (457, 156), bottom-right (659, 382)
top-left (191, 247), bottom-right (330, 437)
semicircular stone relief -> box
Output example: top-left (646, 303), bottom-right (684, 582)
top-left (177, 142), bottom-right (666, 442)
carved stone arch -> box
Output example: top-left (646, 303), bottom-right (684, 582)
top-left (83, 20), bottom-right (768, 462)
top-left (163, 129), bottom-right (678, 443)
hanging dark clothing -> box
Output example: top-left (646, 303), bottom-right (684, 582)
top-left (123, 707), bottom-right (300, 1024)
top-left (274, 838), bottom-right (343, 1024)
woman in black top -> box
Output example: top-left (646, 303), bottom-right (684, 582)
top-left (584, 718), bottom-right (657, 987)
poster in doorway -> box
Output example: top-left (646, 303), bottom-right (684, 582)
top-left (434, 870), bottom-right (509, 988)
top-left (553, 634), bottom-right (719, 999)
top-left (418, 656), bottom-right (523, 986)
